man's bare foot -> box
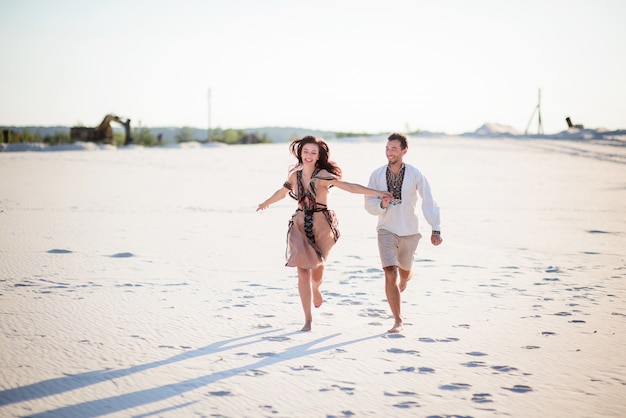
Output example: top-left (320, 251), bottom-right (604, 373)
top-left (301, 320), bottom-right (312, 332)
top-left (399, 272), bottom-right (413, 292)
top-left (313, 280), bottom-right (323, 308)
top-left (387, 321), bottom-right (403, 333)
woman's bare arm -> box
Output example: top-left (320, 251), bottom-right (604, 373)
top-left (327, 177), bottom-right (390, 198)
top-left (257, 186), bottom-right (290, 211)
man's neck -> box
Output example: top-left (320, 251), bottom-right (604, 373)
top-left (388, 161), bottom-right (404, 175)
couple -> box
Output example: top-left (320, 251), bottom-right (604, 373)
top-left (257, 133), bottom-right (442, 333)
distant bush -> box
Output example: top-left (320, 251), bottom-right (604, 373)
top-left (336, 132), bottom-right (374, 138)
top-left (209, 128), bottom-right (270, 144)
top-left (133, 127), bottom-right (157, 146)
top-left (43, 130), bottom-right (72, 145)
top-left (175, 127), bottom-right (198, 143)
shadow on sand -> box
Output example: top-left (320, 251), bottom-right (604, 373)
top-left (1, 329), bottom-right (382, 417)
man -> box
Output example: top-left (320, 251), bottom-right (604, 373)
top-left (365, 133), bottom-right (442, 333)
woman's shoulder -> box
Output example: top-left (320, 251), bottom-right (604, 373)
top-left (287, 166), bottom-right (301, 178)
top-left (314, 168), bottom-right (339, 180)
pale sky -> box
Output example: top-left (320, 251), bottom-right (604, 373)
top-left (1, 0), bottom-right (625, 134)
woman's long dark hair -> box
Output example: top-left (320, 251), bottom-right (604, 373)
top-left (289, 135), bottom-right (342, 177)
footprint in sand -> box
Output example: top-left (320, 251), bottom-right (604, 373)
top-left (387, 348), bottom-right (419, 355)
top-left (263, 336), bottom-right (290, 342)
top-left (48, 249), bottom-right (72, 254)
top-left (384, 390), bottom-right (418, 397)
top-left (14, 280), bottom-right (38, 287)
top-left (359, 308), bottom-right (388, 318)
top-left (439, 383), bottom-right (471, 391)
top-left (260, 405), bottom-right (278, 414)
top-left (254, 352), bottom-right (278, 358)
top-left (290, 365), bottom-right (320, 372)
top-left (418, 337), bottom-right (459, 343)
top-left (244, 369), bottom-right (267, 377)
top-left (463, 361), bottom-right (487, 368)
top-left (392, 401), bottom-right (421, 409)
top-left (503, 385), bottom-right (533, 393)
top-left (491, 365), bottom-right (519, 373)
top-left (109, 252), bottom-right (134, 258)
top-left (208, 390), bottom-right (232, 396)
top-left (384, 366), bottom-right (410, 375)
top-left (472, 393), bottom-right (494, 403)
top-left (319, 384), bottom-right (355, 395)
top-left (383, 333), bottom-right (405, 339)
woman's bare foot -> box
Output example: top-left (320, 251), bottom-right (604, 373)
top-left (301, 320), bottom-right (312, 332)
top-left (313, 280), bottom-right (323, 308)
top-left (388, 321), bottom-right (403, 333)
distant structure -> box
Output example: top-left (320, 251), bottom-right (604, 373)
top-left (207, 87), bottom-right (212, 142)
top-left (565, 116), bottom-right (584, 129)
top-left (70, 114), bottom-right (132, 145)
top-left (525, 88), bottom-right (544, 135)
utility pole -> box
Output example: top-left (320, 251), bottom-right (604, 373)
top-left (525, 88), bottom-right (544, 135)
top-left (207, 88), bottom-right (212, 142)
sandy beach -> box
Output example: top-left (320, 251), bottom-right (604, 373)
top-left (1, 136), bottom-right (625, 417)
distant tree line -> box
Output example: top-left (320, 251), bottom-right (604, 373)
top-left (335, 131), bottom-right (374, 138)
top-left (175, 127), bottom-right (270, 145)
top-left (335, 129), bottom-right (420, 138)
top-left (2, 126), bottom-right (271, 147)
top-left (2, 128), bottom-right (72, 146)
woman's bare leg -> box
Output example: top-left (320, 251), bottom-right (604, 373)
top-left (298, 267), bottom-right (313, 331)
top-left (312, 265), bottom-right (324, 308)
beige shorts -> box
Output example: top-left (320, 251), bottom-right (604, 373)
top-left (377, 229), bottom-right (422, 270)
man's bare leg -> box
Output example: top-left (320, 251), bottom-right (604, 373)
top-left (297, 267), bottom-right (313, 331)
top-left (399, 268), bottom-right (413, 292)
top-left (384, 266), bottom-right (403, 333)
top-left (312, 265), bottom-right (324, 308)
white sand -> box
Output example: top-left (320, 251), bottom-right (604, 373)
top-left (1, 137), bottom-right (625, 417)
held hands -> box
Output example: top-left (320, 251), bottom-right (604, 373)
top-left (380, 193), bottom-right (393, 209)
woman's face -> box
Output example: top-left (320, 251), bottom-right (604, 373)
top-left (301, 143), bottom-right (320, 165)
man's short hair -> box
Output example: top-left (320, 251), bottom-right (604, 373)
top-left (388, 133), bottom-right (408, 150)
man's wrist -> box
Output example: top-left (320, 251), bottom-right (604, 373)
top-left (432, 230), bottom-right (440, 235)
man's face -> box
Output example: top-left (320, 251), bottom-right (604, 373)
top-left (386, 139), bottom-right (406, 164)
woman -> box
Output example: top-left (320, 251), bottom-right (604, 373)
top-left (257, 136), bottom-right (391, 331)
